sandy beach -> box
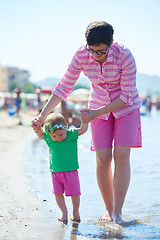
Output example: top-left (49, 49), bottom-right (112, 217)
top-left (1, 109), bottom-right (160, 240)
top-left (0, 111), bottom-right (82, 240)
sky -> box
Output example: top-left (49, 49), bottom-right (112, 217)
top-left (0, 0), bottom-right (160, 82)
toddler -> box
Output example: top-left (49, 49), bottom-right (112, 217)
top-left (32, 112), bottom-right (88, 223)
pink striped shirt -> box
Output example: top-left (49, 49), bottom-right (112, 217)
top-left (52, 42), bottom-right (141, 120)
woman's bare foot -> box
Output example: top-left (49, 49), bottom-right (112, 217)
top-left (114, 214), bottom-right (124, 224)
top-left (98, 210), bottom-right (113, 222)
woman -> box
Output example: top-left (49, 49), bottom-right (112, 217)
top-left (32, 21), bottom-right (142, 223)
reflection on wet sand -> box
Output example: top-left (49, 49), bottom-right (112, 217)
top-left (60, 218), bottom-right (160, 240)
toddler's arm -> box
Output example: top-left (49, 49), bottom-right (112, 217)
top-left (78, 119), bottom-right (88, 136)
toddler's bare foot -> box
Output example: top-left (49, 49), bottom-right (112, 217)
top-left (73, 211), bottom-right (80, 223)
top-left (58, 212), bottom-right (68, 224)
top-left (58, 218), bottom-right (68, 224)
top-left (98, 210), bottom-right (113, 222)
top-left (72, 219), bottom-right (81, 223)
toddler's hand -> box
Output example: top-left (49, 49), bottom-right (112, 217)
top-left (80, 109), bottom-right (98, 122)
top-left (80, 109), bottom-right (90, 123)
top-left (31, 115), bottom-right (44, 133)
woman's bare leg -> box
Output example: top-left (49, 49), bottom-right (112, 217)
top-left (55, 194), bottom-right (68, 221)
top-left (96, 148), bottom-right (113, 222)
top-left (113, 146), bottom-right (131, 223)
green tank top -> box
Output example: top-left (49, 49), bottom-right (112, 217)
top-left (43, 129), bottom-right (79, 172)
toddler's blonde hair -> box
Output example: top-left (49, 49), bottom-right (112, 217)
top-left (45, 112), bottom-right (68, 127)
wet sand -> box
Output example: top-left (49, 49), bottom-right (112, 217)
top-left (0, 111), bottom-right (83, 240)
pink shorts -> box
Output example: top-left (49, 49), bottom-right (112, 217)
top-left (90, 109), bottom-right (142, 150)
top-left (51, 170), bottom-right (81, 196)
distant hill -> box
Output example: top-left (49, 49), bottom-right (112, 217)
top-left (136, 74), bottom-right (160, 95)
top-left (36, 76), bottom-right (91, 89)
top-left (36, 77), bottom-right (60, 87)
top-left (36, 73), bottom-right (160, 95)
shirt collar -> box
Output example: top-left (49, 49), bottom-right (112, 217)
top-left (106, 46), bottom-right (114, 63)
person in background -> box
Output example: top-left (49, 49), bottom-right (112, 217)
top-left (14, 87), bottom-right (21, 117)
top-left (32, 21), bottom-right (142, 223)
top-left (61, 100), bottom-right (81, 128)
top-left (32, 112), bottom-right (88, 223)
top-left (146, 96), bottom-right (152, 113)
top-left (35, 87), bottom-right (42, 114)
top-left (61, 100), bottom-right (72, 126)
top-left (12, 87), bottom-right (22, 124)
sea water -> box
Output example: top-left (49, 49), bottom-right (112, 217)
top-left (26, 108), bottom-right (160, 240)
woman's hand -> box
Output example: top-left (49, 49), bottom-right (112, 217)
top-left (31, 94), bottom-right (63, 131)
top-left (31, 114), bottom-right (45, 132)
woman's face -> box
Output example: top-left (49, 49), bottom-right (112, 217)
top-left (87, 43), bottom-right (109, 64)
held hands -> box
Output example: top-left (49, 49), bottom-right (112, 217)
top-left (80, 109), bottom-right (98, 123)
top-left (31, 114), bottom-right (44, 133)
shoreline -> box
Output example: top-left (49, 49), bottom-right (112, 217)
top-left (0, 111), bottom-right (81, 240)
top-left (1, 110), bottom-right (160, 239)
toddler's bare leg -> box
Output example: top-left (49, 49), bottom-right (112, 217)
top-left (55, 194), bottom-right (68, 222)
top-left (71, 195), bottom-right (80, 222)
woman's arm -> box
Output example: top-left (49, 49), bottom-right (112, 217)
top-left (40, 94), bottom-right (62, 121)
top-left (32, 94), bottom-right (62, 127)
top-left (81, 98), bottom-right (126, 122)
top-left (32, 51), bottom-right (82, 127)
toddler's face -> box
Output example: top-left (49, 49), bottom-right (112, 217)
top-left (49, 129), bottom-right (67, 142)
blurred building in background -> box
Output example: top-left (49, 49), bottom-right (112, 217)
top-left (0, 65), bottom-right (30, 92)
top-left (0, 65), bottom-right (8, 92)
top-left (7, 67), bottom-right (30, 91)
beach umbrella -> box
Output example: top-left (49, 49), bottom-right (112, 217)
top-left (68, 88), bottom-right (90, 102)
